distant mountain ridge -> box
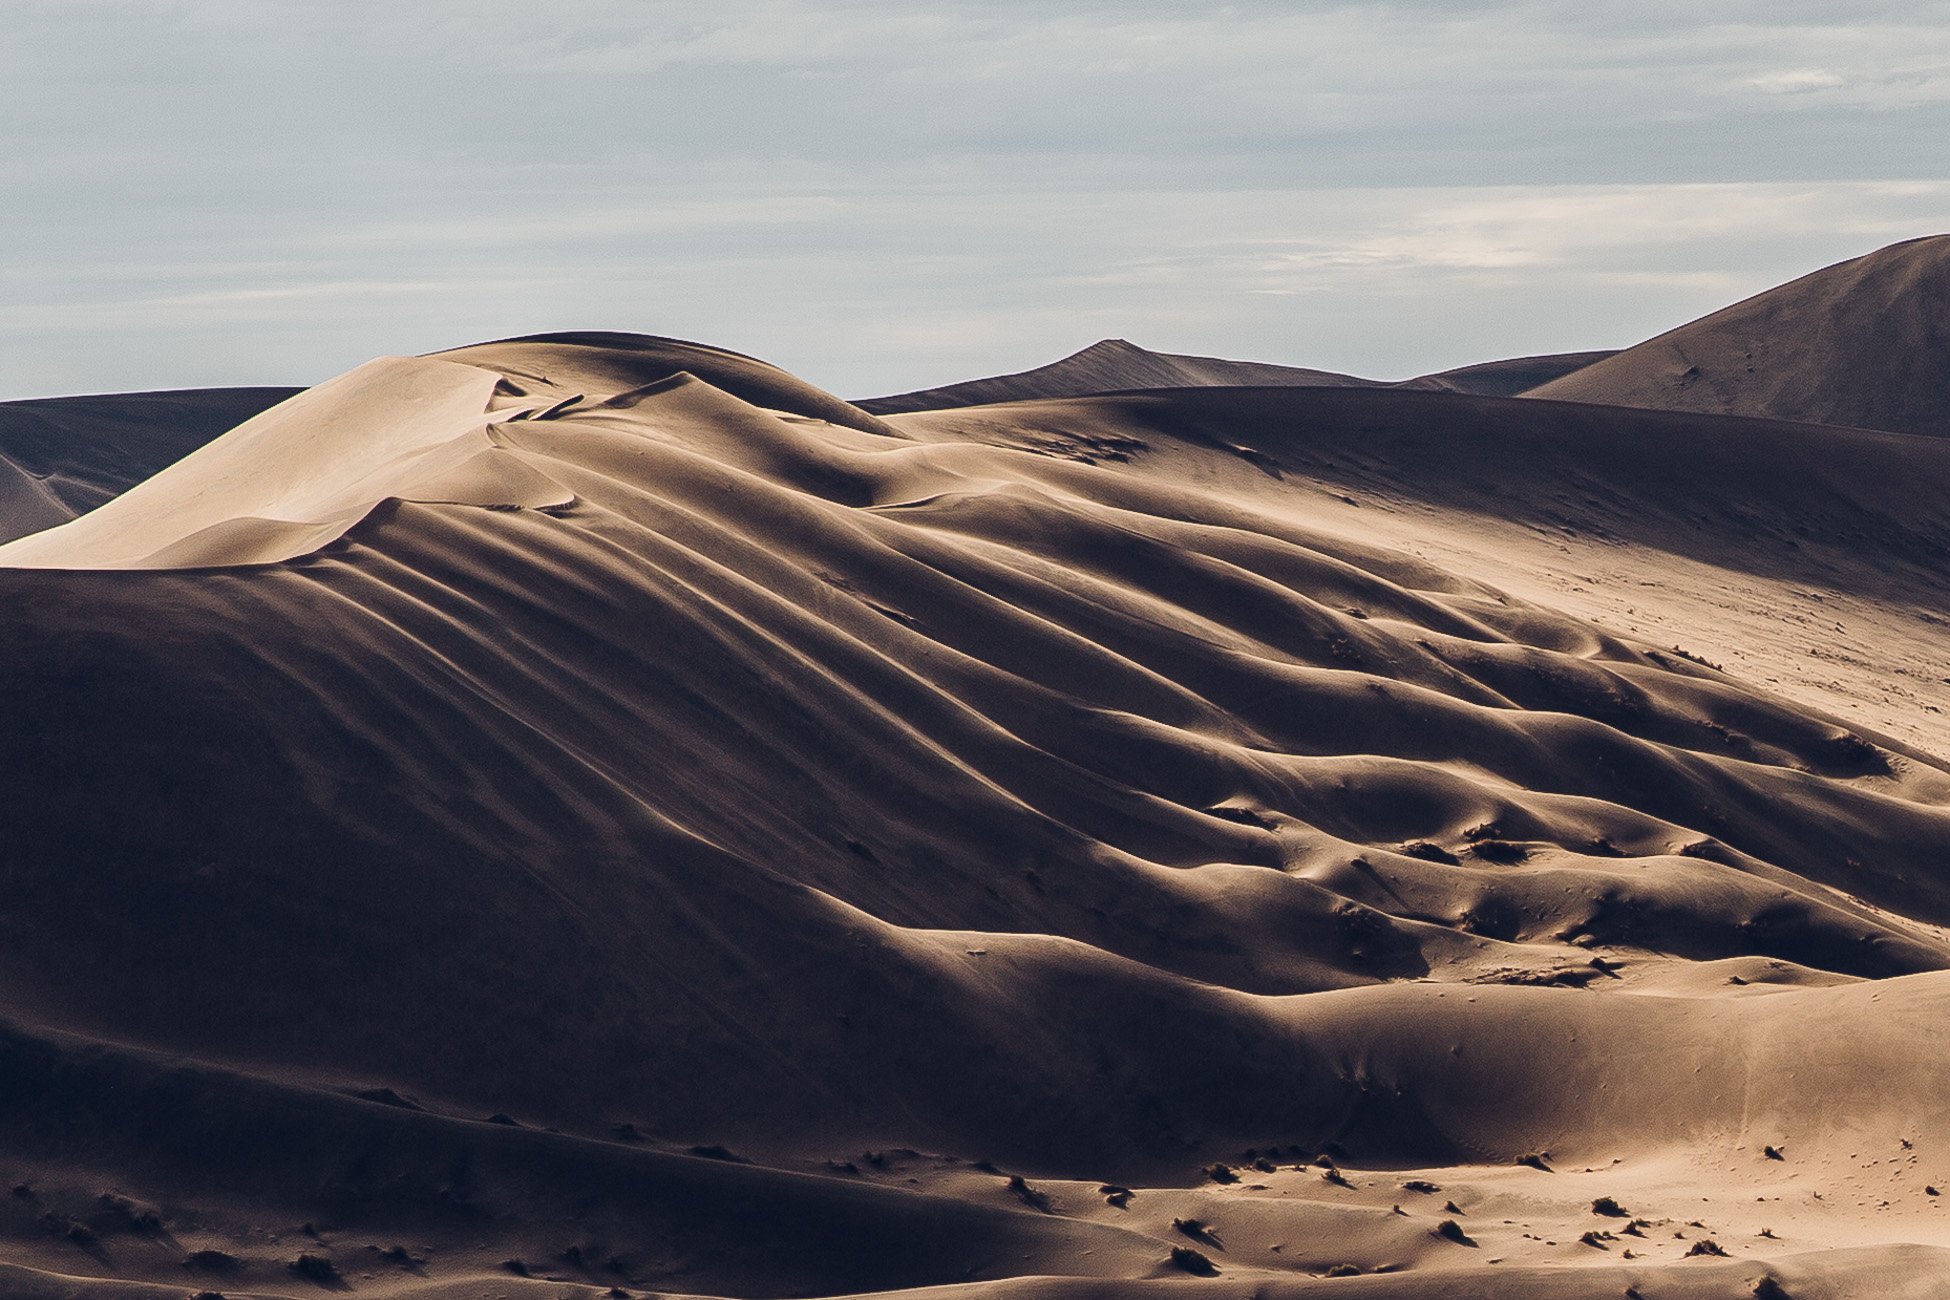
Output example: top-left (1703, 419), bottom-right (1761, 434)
top-left (860, 337), bottom-right (1626, 412)
top-left (857, 338), bottom-right (1384, 413)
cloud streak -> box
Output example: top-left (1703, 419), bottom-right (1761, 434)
top-left (0, 2), bottom-right (1946, 397)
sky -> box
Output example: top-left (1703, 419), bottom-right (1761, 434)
top-left (2, 0), bottom-right (1947, 400)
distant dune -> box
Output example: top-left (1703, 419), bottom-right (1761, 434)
top-left (1404, 349), bottom-right (1616, 396)
top-left (1531, 234), bottom-right (1950, 434)
top-left (0, 386), bottom-right (297, 544)
top-left (863, 340), bottom-right (1624, 413)
top-left (859, 338), bottom-right (1381, 412)
top-left (0, 246), bottom-right (1946, 1297)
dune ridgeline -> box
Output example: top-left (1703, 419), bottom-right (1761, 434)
top-left (0, 242), bottom-right (1946, 1298)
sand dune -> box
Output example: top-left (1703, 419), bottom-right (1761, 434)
top-left (1403, 350), bottom-right (1615, 396)
top-left (862, 342), bottom-right (1623, 414)
top-left (903, 384), bottom-right (1950, 753)
top-left (0, 385), bottom-right (295, 545)
top-left (860, 338), bottom-right (1381, 412)
top-left (1532, 234), bottom-right (1950, 434)
top-left (0, 358), bottom-right (574, 569)
top-left (0, 311), bottom-right (1945, 1297)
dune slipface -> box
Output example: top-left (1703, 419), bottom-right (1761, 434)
top-left (0, 385), bottom-right (298, 545)
top-left (0, 330), bottom-right (1946, 1298)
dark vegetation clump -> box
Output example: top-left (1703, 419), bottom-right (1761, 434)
top-left (1665, 645), bottom-right (1723, 671)
top-left (1821, 731), bottom-right (1886, 773)
top-left (1206, 805), bottom-right (1278, 830)
top-left (41, 1214), bottom-right (94, 1246)
top-left (183, 1249), bottom-right (243, 1273)
top-left (1168, 1245), bottom-right (1217, 1275)
top-left (288, 1253), bottom-right (339, 1282)
top-left (98, 1193), bottom-right (162, 1232)
top-left (687, 1144), bottom-right (746, 1163)
top-left (1006, 1175), bottom-right (1052, 1212)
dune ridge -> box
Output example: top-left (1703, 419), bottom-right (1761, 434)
top-left (1532, 234), bottom-right (1950, 435)
top-left (0, 326), bottom-right (1945, 1294)
top-left (0, 385), bottom-right (297, 545)
top-left (1404, 350), bottom-right (1616, 396)
top-left (859, 338), bottom-right (1382, 413)
top-left (0, 357), bottom-right (574, 569)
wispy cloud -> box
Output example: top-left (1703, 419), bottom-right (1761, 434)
top-left (0, 2), bottom-right (1947, 397)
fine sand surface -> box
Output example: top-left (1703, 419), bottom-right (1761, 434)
top-left (1532, 235), bottom-right (1950, 435)
top-left (0, 386), bottom-right (297, 544)
top-left (0, 248), bottom-right (1948, 1298)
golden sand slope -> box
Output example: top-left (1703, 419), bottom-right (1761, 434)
top-left (1531, 234), bottom-right (1950, 436)
top-left (0, 386), bottom-right (295, 544)
top-left (0, 336), bottom-right (1945, 1297)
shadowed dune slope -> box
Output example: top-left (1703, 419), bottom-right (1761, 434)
top-left (898, 384), bottom-right (1950, 752)
top-left (0, 386), bottom-right (297, 543)
top-left (1532, 235), bottom-right (1950, 435)
top-left (0, 345), bottom-right (1947, 1295)
top-left (1405, 350), bottom-right (1616, 396)
top-left (859, 339), bottom-right (1380, 413)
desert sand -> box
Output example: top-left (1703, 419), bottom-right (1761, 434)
top-left (1531, 236), bottom-right (1950, 435)
top-left (0, 240), bottom-right (1945, 1299)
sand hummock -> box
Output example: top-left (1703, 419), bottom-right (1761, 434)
top-left (0, 248), bottom-right (1945, 1298)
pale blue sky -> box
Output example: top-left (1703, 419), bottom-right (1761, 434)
top-left (3, 0), bottom-right (1947, 398)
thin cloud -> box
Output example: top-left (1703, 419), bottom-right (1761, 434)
top-left (1, 2), bottom-right (1948, 397)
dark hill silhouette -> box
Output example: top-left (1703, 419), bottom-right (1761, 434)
top-left (1407, 349), bottom-right (1615, 396)
top-left (858, 338), bottom-right (1380, 412)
